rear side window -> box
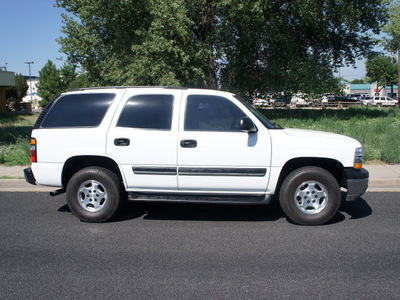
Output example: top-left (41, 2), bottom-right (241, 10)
top-left (41, 93), bottom-right (115, 128)
top-left (117, 94), bottom-right (174, 130)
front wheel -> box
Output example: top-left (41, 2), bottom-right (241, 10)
top-left (279, 167), bottom-right (341, 225)
top-left (66, 167), bottom-right (123, 222)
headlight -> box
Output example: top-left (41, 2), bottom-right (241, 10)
top-left (354, 147), bottom-right (363, 169)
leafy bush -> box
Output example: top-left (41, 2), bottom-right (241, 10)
top-left (0, 139), bottom-right (31, 165)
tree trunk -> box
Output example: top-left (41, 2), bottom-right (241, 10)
top-left (398, 50), bottom-right (400, 106)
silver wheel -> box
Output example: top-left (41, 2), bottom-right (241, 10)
top-left (78, 180), bottom-right (108, 212)
top-left (279, 167), bottom-right (340, 225)
top-left (294, 180), bottom-right (328, 214)
top-left (67, 167), bottom-right (123, 222)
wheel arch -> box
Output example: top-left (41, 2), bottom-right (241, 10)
top-left (62, 156), bottom-right (123, 188)
top-left (275, 157), bottom-right (345, 196)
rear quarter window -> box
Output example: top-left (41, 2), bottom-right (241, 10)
top-left (40, 93), bottom-right (115, 128)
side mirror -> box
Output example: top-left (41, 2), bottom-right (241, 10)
top-left (240, 117), bottom-right (258, 133)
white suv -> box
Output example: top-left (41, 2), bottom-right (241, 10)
top-left (25, 87), bottom-right (369, 225)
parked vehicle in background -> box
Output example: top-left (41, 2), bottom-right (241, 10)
top-left (290, 93), bottom-right (310, 107)
top-left (360, 95), bottom-right (372, 106)
top-left (253, 98), bottom-right (269, 108)
top-left (321, 95), bottom-right (361, 108)
top-left (347, 94), bottom-right (362, 101)
top-left (368, 96), bottom-right (398, 107)
top-left (270, 95), bottom-right (289, 107)
top-left (321, 94), bottom-right (335, 106)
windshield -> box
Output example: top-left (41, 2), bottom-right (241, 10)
top-left (234, 95), bottom-right (282, 129)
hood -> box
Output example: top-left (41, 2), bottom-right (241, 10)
top-left (282, 128), bottom-right (357, 143)
top-left (268, 127), bottom-right (362, 168)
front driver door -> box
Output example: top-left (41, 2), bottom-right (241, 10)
top-left (177, 91), bottom-right (272, 194)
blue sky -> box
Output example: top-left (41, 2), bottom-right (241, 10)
top-left (0, 0), bottom-right (366, 81)
top-left (0, 0), bottom-right (65, 77)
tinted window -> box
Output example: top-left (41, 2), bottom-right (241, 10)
top-left (117, 94), bottom-right (173, 130)
top-left (184, 95), bottom-right (246, 131)
top-left (41, 93), bottom-right (115, 128)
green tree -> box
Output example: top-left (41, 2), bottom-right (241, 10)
top-left (219, 0), bottom-right (388, 96)
top-left (37, 60), bottom-right (63, 108)
top-left (286, 55), bottom-right (341, 96)
top-left (351, 79), bottom-right (366, 84)
top-left (5, 73), bottom-right (28, 110)
top-left (365, 53), bottom-right (397, 95)
top-left (37, 61), bottom-right (78, 108)
top-left (60, 62), bottom-right (78, 90)
top-left (55, 0), bottom-right (388, 96)
top-left (382, 0), bottom-right (400, 104)
top-left (67, 73), bottom-right (91, 90)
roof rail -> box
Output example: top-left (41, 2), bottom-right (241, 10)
top-left (69, 86), bottom-right (188, 92)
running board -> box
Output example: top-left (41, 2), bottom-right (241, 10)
top-left (127, 193), bottom-right (272, 205)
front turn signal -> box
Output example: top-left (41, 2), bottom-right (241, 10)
top-left (354, 147), bottom-right (363, 169)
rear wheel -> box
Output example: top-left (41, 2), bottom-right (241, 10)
top-left (279, 167), bottom-right (341, 225)
top-left (66, 167), bottom-right (123, 222)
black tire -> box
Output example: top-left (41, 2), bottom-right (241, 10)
top-left (279, 167), bottom-right (341, 225)
top-left (66, 167), bottom-right (123, 222)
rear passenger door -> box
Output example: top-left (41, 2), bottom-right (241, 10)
top-left (106, 89), bottom-right (182, 192)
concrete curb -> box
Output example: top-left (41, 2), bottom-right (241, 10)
top-left (0, 179), bottom-right (55, 192)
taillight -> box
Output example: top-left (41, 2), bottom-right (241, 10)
top-left (30, 138), bottom-right (37, 163)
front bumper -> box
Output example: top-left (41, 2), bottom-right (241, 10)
top-left (24, 167), bottom-right (37, 185)
top-left (344, 168), bottom-right (369, 201)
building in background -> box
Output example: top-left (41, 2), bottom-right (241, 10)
top-left (342, 81), bottom-right (398, 99)
top-left (0, 70), bottom-right (16, 114)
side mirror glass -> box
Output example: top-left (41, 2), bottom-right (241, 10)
top-left (240, 117), bottom-right (258, 133)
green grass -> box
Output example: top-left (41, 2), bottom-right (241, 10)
top-left (260, 106), bottom-right (400, 164)
top-left (1, 107), bottom-right (399, 165)
top-left (0, 114), bottom-right (37, 166)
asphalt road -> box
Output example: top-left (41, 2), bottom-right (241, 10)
top-left (1, 192), bottom-right (399, 299)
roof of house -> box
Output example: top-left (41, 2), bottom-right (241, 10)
top-left (350, 84), bottom-right (371, 90)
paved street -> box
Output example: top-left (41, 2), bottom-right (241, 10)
top-left (1, 192), bottom-right (399, 299)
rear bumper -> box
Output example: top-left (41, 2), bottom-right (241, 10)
top-left (24, 167), bottom-right (37, 185)
top-left (344, 168), bottom-right (369, 201)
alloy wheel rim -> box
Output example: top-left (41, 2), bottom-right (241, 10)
top-left (294, 180), bottom-right (328, 214)
top-left (77, 180), bottom-right (108, 212)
